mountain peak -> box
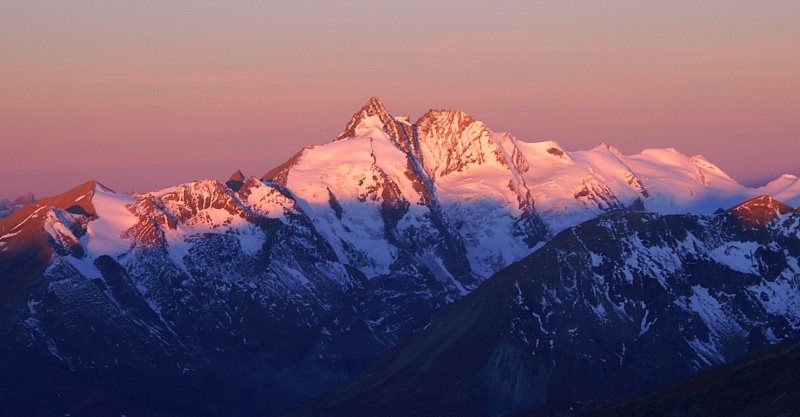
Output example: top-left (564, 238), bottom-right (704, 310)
top-left (229, 170), bottom-right (245, 182)
top-left (334, 96), bottom-right (393, 142)
top-left (0, 180), bottom-right (99, 236)
top-left (94, 180), bottom-right (117, 194)
top-left (412, 108), bottom-right (500, 179)
top-left (592, 142), bottom-right (622, 156)
top-left (763, 174), bottom-right (800, 190)
top-left (363, 96), bottom-right (387, 115)
top-left (66, 180), bottom-right (110, 196)
top-left (728, 195), bottom-right (796, 227)
top-left (0, 192), bottom-right (36, 220)
top-left (226, 169), bottom-right (246, 191)
top-left (12, 192), bottom-right (35, 205)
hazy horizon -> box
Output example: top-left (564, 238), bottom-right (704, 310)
top-left (2, 1), bottom-right (799, 199)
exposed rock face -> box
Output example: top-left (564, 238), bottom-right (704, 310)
top-left (729, 195), bottom-right (797, 228)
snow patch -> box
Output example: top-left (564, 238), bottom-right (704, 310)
top-left (638, 309), bottom-right (656, 336)
top-left (0, 230), bottom-right (21, 241)
top-left (11, 206), bottom-right (46, 231)
top-left (233, 228), bottom-right (264, 256)
top-left (686, 336), bottom-right (724, 368)
top-left (709, 241), bottom-right (760, 274)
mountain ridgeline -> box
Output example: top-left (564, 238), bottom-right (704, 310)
top-left (1, 98), bottom-right (799, 416)
top-left (294, 196), bottom-right (800, 416)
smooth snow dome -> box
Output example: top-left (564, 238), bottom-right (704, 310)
top-left (762, 175), bottom-right (800, 207)
top-left (82, 187), bottom-right (138, 256)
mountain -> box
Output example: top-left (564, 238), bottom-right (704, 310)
top-left (292, 196), bottom-right (800, 417)
top-left (0, 191), bottom-right (35, 219)
top-left (226, 169), bottom-right (246, 191)
top-left (1, 97), bottom-right (799, 416)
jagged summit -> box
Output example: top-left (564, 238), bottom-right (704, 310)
top-left (226, 169), bottom-right (246, 191)
top-left (417, 107), bottom-right (477, 126)
top-left (362, 96), bottom-right (389, 116)
top-left (334, 96), bottom-right (394, 142)
top-left (413, 108), bottom-right (501, 179)
top-left (229, 170), bottom-right (245, 183)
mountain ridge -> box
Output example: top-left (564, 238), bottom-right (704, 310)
top-left (292, 196), bottom-right (800, 416)
top-left (2, 97), bottom-right (800, 416)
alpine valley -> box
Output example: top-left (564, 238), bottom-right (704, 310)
top-left (1, 98), bottom-right (799, 417)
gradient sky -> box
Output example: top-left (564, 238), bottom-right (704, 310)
top-left (1, 1), bottom-right (798, 199)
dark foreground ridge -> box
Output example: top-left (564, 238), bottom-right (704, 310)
top-left (574, 334), bottom-right (800, 417)
top-left (291, 205), bottom-right (800, 416)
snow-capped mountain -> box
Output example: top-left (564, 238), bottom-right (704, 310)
top-left (295, 196), bottom-right (800, 417)
top-left (1, 97), bottom-right (799, 416)
top-left (265, 96), bottom-right (800, 277)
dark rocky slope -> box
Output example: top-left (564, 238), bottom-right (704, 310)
top-left (292, 197), bottom-right (800, 416)
top-left (574, 334), bottom-right (800, 417)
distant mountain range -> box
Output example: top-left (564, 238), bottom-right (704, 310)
top-left (1, 97), bottom-right (799, 416)
top-left (0, 192), bottom-right (35, 219)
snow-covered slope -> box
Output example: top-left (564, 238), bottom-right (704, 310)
top-left (759, 174), bottom-right (800, 207)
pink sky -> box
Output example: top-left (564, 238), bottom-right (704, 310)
top-left (1, 1), bottom-right (798, 199)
